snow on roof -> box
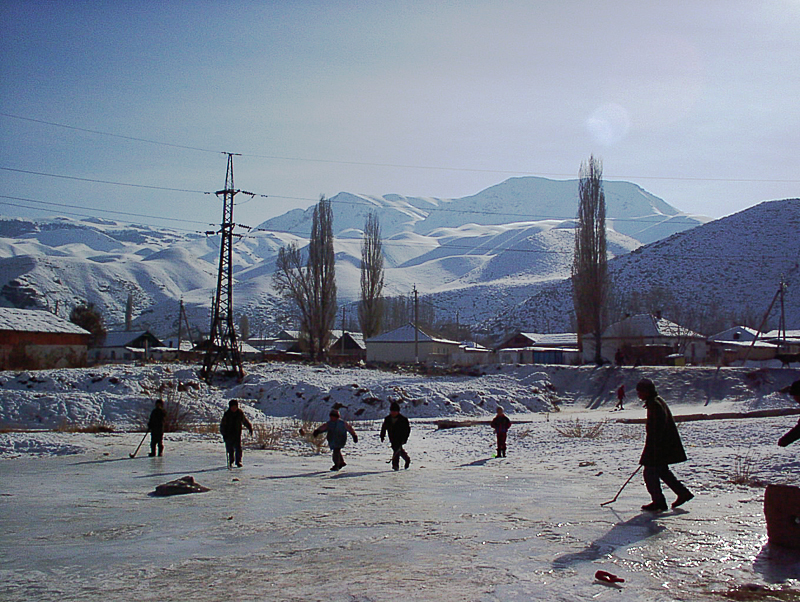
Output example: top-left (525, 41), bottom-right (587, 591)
top-left (604, 313), bottom-right (703, 339)
top-left (709, 326), bottom-right (761, 342)
top-left (102, 331), bottom-right (161, 348)
top-left (763, 329), bottom-right (800, 342)
top-left (0, 307), bottom-right (90, 336)
top-left (366, 323), bottom-right (459, 345)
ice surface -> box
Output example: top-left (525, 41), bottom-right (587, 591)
top-left (2, 363), bottom-right (800, 600)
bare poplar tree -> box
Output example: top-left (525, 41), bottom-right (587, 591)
top-left (572, 155), bottom-right (608, 364)
top-left (359, 211), bottom-right (384, 339)
top-left (273, 196), bottom-right (337, 361)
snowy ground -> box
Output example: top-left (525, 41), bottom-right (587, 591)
top-left (1, 363), bottom-right (800, 601)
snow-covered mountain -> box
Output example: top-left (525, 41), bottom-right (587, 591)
top-left (478, 198), bottom-right (800, 337)
top-left (9, 175), bottom-right (787, 342)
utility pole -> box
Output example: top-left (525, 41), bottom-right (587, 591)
top-left (177, 299), bottom-right (194, 354)
top-left (200, 153), bottom-right (245, 383)
top-left (413, 285), bottom-right (419, 363)
top-left (341, 305), bottom-right (347, 354)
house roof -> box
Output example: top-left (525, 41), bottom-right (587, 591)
top-left (102, 330), bottom-right (162, 348)
top-left (500, 332), bottom-right (578, 348)
top-left (366, 323), bottom-right (459, 345)
top-left (0, 307), bottom-right (91, 336)
top-left (763, 329), bottom-right (800, 343)
top-left (330, 331), bottom-right (366, 350)
top-left (708, 326), bottom-right (760, 342)
top-left (603, 314), bottom-right (703, 339)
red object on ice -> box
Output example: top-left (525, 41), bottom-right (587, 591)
top-left (595, 570), bottom-right (625, 584)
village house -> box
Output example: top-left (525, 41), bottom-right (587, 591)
top-left (495, 331), bottom-right (581, 365)
top-left (329, 331), bottom-right (366, 362)
top-left (0, 307), bottom-right (91, 370)
top-left (91, 330), bottom-right (163, 363)
top-left (365, 323), bottom-right (488, 366)
top-left (707, 326), bottom-right (777, 365)
top-left (587, 313), bottom-right (708, 366)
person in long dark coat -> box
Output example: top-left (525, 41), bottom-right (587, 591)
top-left (220, 399), bottom-right (253, 468)
top-left (637, 378), bottom-right (693, 512)
top-left (380, 401), bottom-right (411, 470)
top-left (147, 399), bottom-right (166, 457)
top-left (778, 379), bottom-right (800, 447)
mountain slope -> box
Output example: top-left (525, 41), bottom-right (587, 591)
top-left (478, 198), bottom-right (800, 337)
top-left (0, 177), bottom-right (713, 338)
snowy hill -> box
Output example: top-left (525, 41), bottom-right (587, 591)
top-left (479, 198), bottom-right (800, 337)
top-left (0, 176), bottom-right (725, 339)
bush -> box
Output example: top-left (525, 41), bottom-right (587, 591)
top-left (250, 423), bottom-right (284, 450)
top-left (552, 418), bottom-right (607, 439)
top-left (729, 448), bottom-right (764, 487)
top-left (138, 377), bottom-right (197, 432)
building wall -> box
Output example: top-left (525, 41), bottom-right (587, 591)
top-left (1, 334), bottom-right (88, 370)
top-left (366, 341), bottom-right (462, 364)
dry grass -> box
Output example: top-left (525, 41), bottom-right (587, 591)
top-left (295, 419), bottom-right (327, 454)
top-left (729, 448), bottom-right (764, 487)
top-left (189, 422), bottom-right (219, 436)
top-left (552, 418), bottom-right (607, 439)
top-left (54, 419), bottom-right (115, 433)
top-left (138, 377), bottom-right (198, 432)
top-left (250, 423), bottom-right (284, 450)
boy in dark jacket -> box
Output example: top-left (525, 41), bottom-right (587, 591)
top-left (147, 399), bottom-right (166, 457)
top-left (778, 379), bottom-right (800, 447)
top-left (380, 402), bottom-right (411, 470)
top-left (220, 399), bottom-right (253, 468)
top-left (313, 409), bottom-right (358, 471)
top-left (637, 378), bottom-right (693, 512)
top-left (490, 406), bottom-right (512, 457)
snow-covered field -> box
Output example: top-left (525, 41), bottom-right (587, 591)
top-left (1, 362), bottom-right (800, 601)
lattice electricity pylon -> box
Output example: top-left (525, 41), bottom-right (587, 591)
top-left (200, 153), bottom-right (245, 383)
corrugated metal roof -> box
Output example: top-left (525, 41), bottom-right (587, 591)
top-left (0, 307), bottom-right (91, 335)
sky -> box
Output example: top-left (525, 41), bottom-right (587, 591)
top-left (1, 1), bottom-right (798, 234)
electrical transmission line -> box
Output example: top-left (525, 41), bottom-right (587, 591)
top-left (200, 153), bottom-right (248, 383)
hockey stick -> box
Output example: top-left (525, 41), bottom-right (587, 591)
top-left (129, 430), bottom-right (149, 458)
top-left (600, 465), bottom-right (642, 506)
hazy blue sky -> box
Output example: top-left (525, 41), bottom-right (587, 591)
top-left (1, 1), bottom-right (798, 232)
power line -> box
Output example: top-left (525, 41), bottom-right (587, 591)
top-left (3, 111), bottom-right (798, 185)
top-left (0, 195), bottom-right (214, 229)
top-left (0, 112), bottom-right (221, 155)
top-left (2, 164), bottom-right (728, 224)
top-left (0, 167), bottom-right (213, 195)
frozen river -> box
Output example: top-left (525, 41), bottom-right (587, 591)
top-left (2, 416), bottom-right (799, 602)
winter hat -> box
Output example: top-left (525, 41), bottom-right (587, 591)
top-left (636, 378), bottom-right (657, 397)
top-left (390, 402), bottom-right (401, 412)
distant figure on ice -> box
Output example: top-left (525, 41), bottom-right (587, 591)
top-left (637, 378), bottom-right (693, 512)
top-left (220, 399), bottom-right (253, 468)
top-left (313, 409), bottom-right (358, 471)
top-left (490, 406), bottom-right (512, 458)
top-left (147, 399), bottom-right (166, 457)
top-left (381, 401), bottom-right (411, 470)
top-left (778, 380), bottom-right (800, 447)
top-left (614, 384), bottom-right (626, 411)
